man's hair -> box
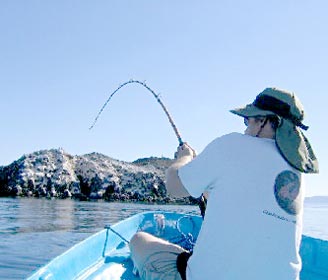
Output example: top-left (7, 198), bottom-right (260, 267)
top-left (267, 115), bottom-right (280, 130)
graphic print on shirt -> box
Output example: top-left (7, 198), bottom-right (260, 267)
top-left (274, 170), bottom-right (301, 215)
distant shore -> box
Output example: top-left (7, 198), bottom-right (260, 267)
top-left (0, 149), bottom-right (199, 205)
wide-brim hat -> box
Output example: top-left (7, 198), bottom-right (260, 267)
top-left (230, 88), bottom-right (319, 174)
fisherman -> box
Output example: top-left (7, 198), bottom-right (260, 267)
top-left (129, 88), bottom-right (319, 280)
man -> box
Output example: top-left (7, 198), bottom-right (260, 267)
top-left (129, 88), bottom-right (319, 280)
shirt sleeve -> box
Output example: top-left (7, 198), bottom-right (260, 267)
top-left (178, 137), bottom-right (221, 198)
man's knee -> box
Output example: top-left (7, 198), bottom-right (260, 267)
top-left (130, 231), bottom-right (151, 249)
top-left (129, 232), bottom-right (154, 274)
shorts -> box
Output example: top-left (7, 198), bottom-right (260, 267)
top-left (129, 232), bottom-right (190, 280)
top-left (176, 251), bottom-right (192, 280)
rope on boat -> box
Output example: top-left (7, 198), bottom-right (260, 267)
top-left (89, 79), bottom-right (184, 146)
top-left (105, 225), bottom-right (130, 244)
top-left (102, 225), bottom-right (130, 257)
top-left (176, 216), bottom-right (196, 252)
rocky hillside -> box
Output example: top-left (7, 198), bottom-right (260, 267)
top-left (0, 149), bottom-right (193, 203)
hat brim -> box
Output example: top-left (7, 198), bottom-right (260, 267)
top-left (230, 104), bottom-right (276, 118)
top-left (276, 119), bottom-right (319, 174)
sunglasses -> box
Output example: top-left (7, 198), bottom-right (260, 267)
top-left (244, 117), bottom-right (249, 126)
top-left (244, 117), bottom-right (267, 127)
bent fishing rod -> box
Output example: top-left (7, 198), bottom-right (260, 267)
top-left (89, 79), bottom-right (184, 146)
top-left (90, 80), bottom-right (203, 214)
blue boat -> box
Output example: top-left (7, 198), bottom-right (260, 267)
top-left (27, 211), bottom-right (328, 280)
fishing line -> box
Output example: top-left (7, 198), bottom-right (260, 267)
top-left (89, 79), bottom-right (184, 146)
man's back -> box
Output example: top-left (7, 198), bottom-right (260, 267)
top-left (179, 133), bottom-right (303, 280)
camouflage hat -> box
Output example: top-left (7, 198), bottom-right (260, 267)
top-left (230, 88), bottom-right (319, 173)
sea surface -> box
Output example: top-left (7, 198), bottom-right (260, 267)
top-left (0, 197), bottom-right (327, 280)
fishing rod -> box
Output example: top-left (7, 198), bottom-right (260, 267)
top-left (91, 80), bottom-right (204, 216)
top-left (89, 79), bottom-right (184, 146)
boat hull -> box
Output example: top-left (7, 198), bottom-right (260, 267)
top-left (27, 211), bottom-right (328, 280)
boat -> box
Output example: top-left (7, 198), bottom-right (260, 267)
top-left (27, 211), bottom-right (328, 280)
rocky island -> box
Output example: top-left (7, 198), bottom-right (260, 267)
top-left (0, 149), bottom-right (195, 204)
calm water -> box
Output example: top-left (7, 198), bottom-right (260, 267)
top-left (0, 197), bottom-right (327, 280)
top-left (0, 198), bottom-right (199, 279)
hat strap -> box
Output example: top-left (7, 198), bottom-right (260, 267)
top-left (253, 94), bottom-right (309, 130)
top-left (255, 117), bottom-right (269, 137)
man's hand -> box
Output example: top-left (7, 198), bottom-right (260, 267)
top-left (174, 143), bottom-right (197, 159)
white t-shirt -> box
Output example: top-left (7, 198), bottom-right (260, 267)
top-left (178, 133), bottom-right (304, 280)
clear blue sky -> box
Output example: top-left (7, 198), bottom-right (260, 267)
top-left (1, 1), bottom-right (327, 197)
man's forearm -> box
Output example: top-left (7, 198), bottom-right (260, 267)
top-left (165, 155), bottom-right (193, 198)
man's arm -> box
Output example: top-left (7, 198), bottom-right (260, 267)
top-left (165, 143), bottom-right (195, 198)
